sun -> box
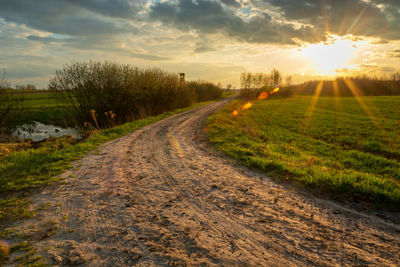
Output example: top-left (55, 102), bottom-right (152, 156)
top-left (301, 35), bottom-right (358, 75)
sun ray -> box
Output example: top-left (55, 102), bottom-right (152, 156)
top-left (321, 0), bottom-right (330, 34)
top-left (346, 6), bottom-right (367, 34)
top-left (301, 81), bottom-right (324, 132)
top-left (332, 80), bottom-right (341, 171)
top-left (343, 79), bottom-right (395, 148)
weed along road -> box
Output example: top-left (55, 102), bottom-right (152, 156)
top-left (8, 99), bottom-right (400, 266)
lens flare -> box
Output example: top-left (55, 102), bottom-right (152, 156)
top-left (270, 88), bottom-right (279, 94)
top-left (257, 91), bottom-right (269, 100)
top-left (242, 102), bottom-right (253, 110)
top-left (168, 131), bottom-right (185, 158)
top-left (232, 110), bottom-right (239, 116)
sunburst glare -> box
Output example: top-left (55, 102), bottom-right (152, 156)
top-left (301, 35), bottom-right (360, 75)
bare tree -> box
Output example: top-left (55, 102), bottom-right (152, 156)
top-left (285, 75), bottom-right (293, 86)
top-left (0, 70), bottom-right (10, 90)
top-left (240, 72), bottom-right (253, 90)
top-left (270, 68), bottom-right (282, 89)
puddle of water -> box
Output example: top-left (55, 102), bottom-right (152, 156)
top-left (12, 121), bottom-right (81, 142)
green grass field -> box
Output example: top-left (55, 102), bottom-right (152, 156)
top-left (207, 96), bottom-right (400, 210)
top-left (9, 90), bottom-right (235, 127)
top-left (9, 91), bottom-right (73, 127)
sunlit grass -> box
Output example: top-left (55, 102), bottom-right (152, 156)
top-left (207, 96), bottom-right (400, 210)
top-left (8, 91), bottom-right (73, 127)
top-left (301, 81), bottom-right (323, 132)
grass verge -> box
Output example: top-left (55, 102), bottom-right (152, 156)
top-left (206, 97), bottom-right (400, 210)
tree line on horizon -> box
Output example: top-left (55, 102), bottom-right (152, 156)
top-left (284, 76), bottom-right (400, 97)
top-left (239, 69), bottom-right (400, 99)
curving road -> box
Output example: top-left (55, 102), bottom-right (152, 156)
top-left (8, 99), bottom-right (400, 266)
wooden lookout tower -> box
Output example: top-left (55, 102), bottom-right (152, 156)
top-left (179, 73), bottom-right (185, 83)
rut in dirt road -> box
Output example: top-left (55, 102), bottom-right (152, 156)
top-left (7, 99), bottom-right (400, 266)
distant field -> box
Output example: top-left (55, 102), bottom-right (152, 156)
top-left (207, 96), bottom-right (400, 209)
top-left (7, 90), bottom-right (236, 128)
top-left (8, 91), bottom-right (73, 127)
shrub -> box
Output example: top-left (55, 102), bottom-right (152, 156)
top-left (49, 61), bottom-right (221, 128)
top-left (187, 81), bottom-right (222, 102)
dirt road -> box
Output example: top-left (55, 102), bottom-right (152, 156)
top-left (7, 99), bottom-right (400, 266)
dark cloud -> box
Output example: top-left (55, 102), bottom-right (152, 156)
top-left (65, 0), bottom-right (141, 18)
top-left (1, 0), bottom-right (400, 46)
top-left (150, 0), bottom-right (400, 45)
top-left (220, 0), bottom-right (241, 8)
top-left (0, 0), bottom-right (136, 36)
top-left (262, 0), bottom-right (399, 40)
top-left (149, 0), bottom-right (321, 44)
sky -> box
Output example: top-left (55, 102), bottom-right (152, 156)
top-left (0, 0), bottom-right (400, 88)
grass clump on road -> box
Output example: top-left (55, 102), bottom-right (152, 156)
top-left (206, 96), bottom-right (400, 210)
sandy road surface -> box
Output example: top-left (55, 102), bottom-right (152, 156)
top-left (7, 99), bottom-right (400, 266)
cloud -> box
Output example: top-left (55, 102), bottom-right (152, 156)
top-left (194, 45), bottom-right (217, 53)
top-left (261, 0), bottom-right (400, 41)
top-left (149, 0), bottom-right (322, 45)
top-left (1, 0), bottom-right (399, 88)
top-left (26, 34), bottom-right (170, 60)
top-left (65, 0), bottom-right (141, 18)
top-left (0, 0), bottom-right (136, 37)
top-left (2, 0), bottom-right (400, 46)
top-left (359, 63), bottom-right (380, 72)
top-left (220, 0), bottom-right (241, 8)
top-left (149, 0), bottom-right (400, 45)
top-left (127, 52), bottom-right (171, 61)
top-left (381, 66), bottom-right (396, 72)
top-left (27, 35), bottom-right (64, 44)
top-left (387, 49), bottom-right (400, 58)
